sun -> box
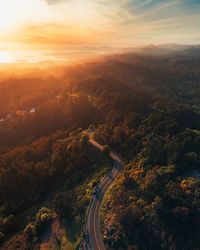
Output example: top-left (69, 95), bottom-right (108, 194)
top-left (0, 52), bottom-right (15, 63)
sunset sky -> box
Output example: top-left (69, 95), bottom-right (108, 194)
top-left (0, 0), bottom-right (200, 63)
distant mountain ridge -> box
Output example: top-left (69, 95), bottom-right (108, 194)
top-left (134, 44), bottom-right (200, 56)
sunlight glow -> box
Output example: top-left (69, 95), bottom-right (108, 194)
top-left (0, 52), bottom-right (15, 63)
top-left (0, 0), bottom-right (199, 62)
top-left (0, 0), bottom-right (42, 34)
top-left (0, 1), bottom-right (19, 32)
top-left (0, 0), bottom-right (58, 33)
top-left (59, 0), bottom-right (95, 23)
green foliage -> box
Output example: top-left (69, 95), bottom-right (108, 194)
top-left (53, 193), bottom-right (74, 222)
top-left (81, 132), bottom-right (89, 144)
top-left (3, 215), bottom-right (17, 234)
top-left (1, 52), bottom-right (200, 248)
top-left (90, 179), bottom-right (98, 188)
top-left (23, 223), bottom-right (36, 240)
top-left (102, 145), bottom-right (111, 156)
top-left (0, 232), bottom-right (5, 243)
top-left (35, 207), bottom-right (54, 235)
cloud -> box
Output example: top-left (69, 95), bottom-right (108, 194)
top-left (1, 0), bottom-right (200, 51)
top-left (46, 0), bottom-right (66, 4)
top-left (3, 23), bottom-right (106, 45)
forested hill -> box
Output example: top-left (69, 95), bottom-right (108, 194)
top-left (0, 52), bottom-right (200, 249)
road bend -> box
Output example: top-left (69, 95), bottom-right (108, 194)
top-left (80, 135), bottom-right (124, 250)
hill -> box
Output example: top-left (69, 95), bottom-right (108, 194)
top-left (0, 50), bottom-right (200, 249)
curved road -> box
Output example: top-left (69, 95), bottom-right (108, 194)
top-left (80, 136), bottom-right (124, 250)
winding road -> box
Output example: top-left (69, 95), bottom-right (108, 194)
top-left (80, 135), bottom-right (124, 250)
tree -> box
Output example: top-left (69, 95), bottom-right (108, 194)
top-left (23, 223), bottom-right (36, 241)
top-left (102, 145), bottom-right (111, 157)
top-left (81, 132), bottom-right (89, 144)
top-left (53, 193), bottom-right (74, 222)
top-left (3, 215), bottom-right (17, 234)
top-left (35, 207), bottom-right (54, 235)
top-left (0, 232), bottom-right (5, 244)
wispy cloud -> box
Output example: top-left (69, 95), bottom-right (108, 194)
top-left (0, 0), bottom-right (200, 60)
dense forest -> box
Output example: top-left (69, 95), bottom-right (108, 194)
top-left (0, 49), bottom-right (200, 249)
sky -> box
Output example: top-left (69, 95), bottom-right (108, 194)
top-left (0, 0), bottom-right (200, 63)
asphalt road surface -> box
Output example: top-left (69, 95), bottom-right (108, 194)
top-left (80, 136), bottom-right (124, 250)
